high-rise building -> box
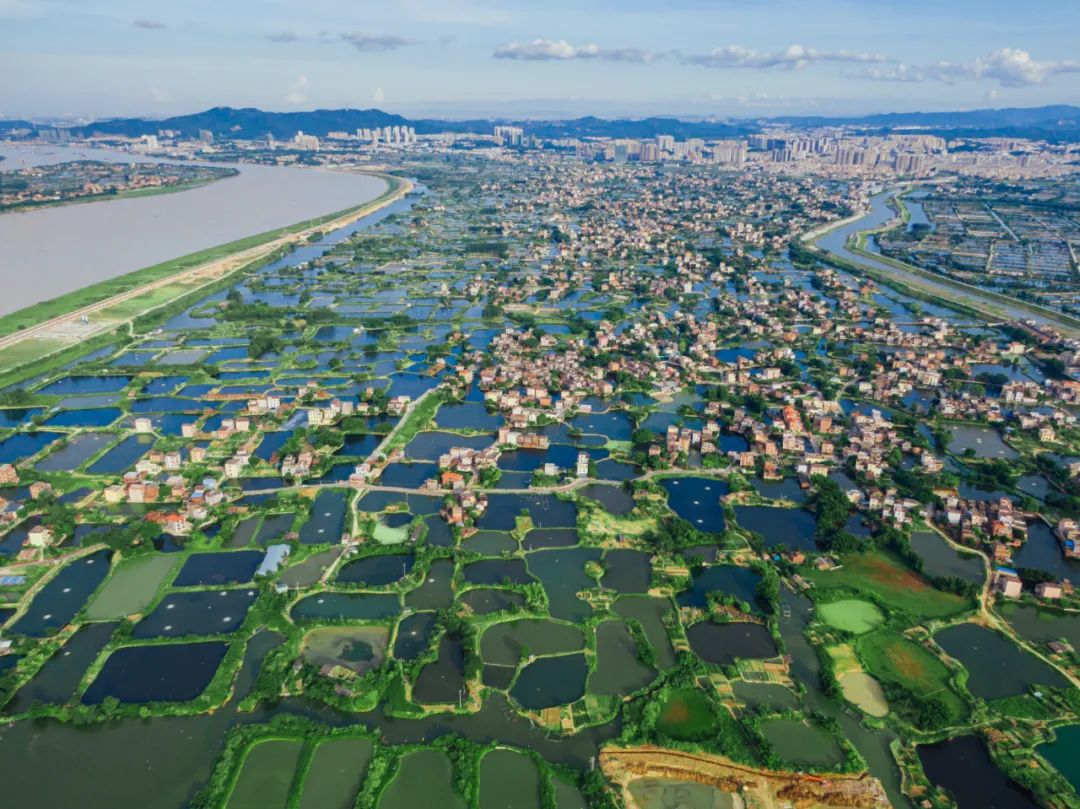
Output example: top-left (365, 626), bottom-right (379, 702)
top-left (494, 126), bottom-right (524, 146)
top-left (40, 127), bottom-right (70, 144)
top-left (640, 142), bottom-right (661, 162)
top-left (835, 146), bottom-right (868, 166)
top-left (656, 134), bottom-right (675, 153)
top-left (893, 153), bottom-right (925, 174)
top-left (293, 131), bottom-right (320, 150)
top-left (712, 140), bottom-right (747, 165)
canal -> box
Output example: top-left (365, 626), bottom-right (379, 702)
top-left (811, 189), bottom-right (1075, 333)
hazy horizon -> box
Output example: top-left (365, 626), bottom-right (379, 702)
top-left (2, 0), bottom-right (1078, 121)
top-left (11, 99), bottom-right (1080, 128)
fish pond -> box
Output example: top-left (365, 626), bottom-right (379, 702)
top-left (377, 749), bottom-right (465, 809)
top-left (480, 748), bottom-right (542, 809)
top-left (302, 626), bottom-right (389, 674)
top-left (292, 592), bottom-right (401, 622)
top-left (133, 588), bottom-right (258, 637)
top-left (297, 738), bottom-right (373, 809)
top-left (908, 531), bottom-right (985, 584)
top-left (918, 735), bottom-right (1039, 809)
top-left (659, 476), bottom-right (728, 533)
top-left (227, 739), bottom-right (304, 809)
top-left (82, 641), bottom-right (229, 703)
top-left (11, 549), bottom-right (111, 636)
top-left (934, 623), bottom-right (1069, 700)
top-left (760, 718), bottom-right (846, 768)
top-left (1037, 724), bottom-right (1080, 794)
top-left (510, 654), bottom-right (588, 709)
top-left (686, 621), bottom-right (778, 665)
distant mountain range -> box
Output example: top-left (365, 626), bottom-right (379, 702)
top-left (48, 107), bottom-right (751, 140)
top-left (3, 104), bottom-right (1080, 141)
top-left (773, 104), bottom-right (1080, 128)
top-left (770, 105), bottom-right (1080, 140)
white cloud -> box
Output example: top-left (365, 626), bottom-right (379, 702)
top-left (856, 48), bottom-right (1080, 87)
top-left (682, 44), bottom-right (886, 70)
top-left (935, 48), bottom-right (1080, 87)
top-left (285, 75), bottom-right (308, 105)
top-left (339, 32), bottom-right (416, 52)
top-left (150, 86), bottom-right (171, 103)
top-left (493, 39), bottom-right (657, 63)
top-left (373, 87), bottom-right (385, 104)
top-left (850, 64), bottom-right (927, 83)
top-left (280, 31), bottom-right (415, 52)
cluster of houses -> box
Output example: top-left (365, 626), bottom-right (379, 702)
top-left (992, 567), bottom-right (1069, 601)
top-left (933, 496), bottom-right (1026, 547)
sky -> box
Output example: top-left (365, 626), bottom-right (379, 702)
top-left (2, 0), bottom-right (1079, 121)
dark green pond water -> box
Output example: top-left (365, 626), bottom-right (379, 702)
top-left (1037, 724), bottom-right (1080, 794)
top-left (934, 623), bottom-right (1069, 700)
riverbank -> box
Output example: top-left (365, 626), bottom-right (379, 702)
top-left (0, 173), bottom-right (410, 383)
top-left (0, 169), bottom-right (238, 215)
top-left (0, 147), bottom-right (391, 317)
top-left (803, 190), bottom-right (1080, 339)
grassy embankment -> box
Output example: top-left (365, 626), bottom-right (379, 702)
top-left (0, 173), bottom-right (405, 339)
top-left (804, 193), bottom-right (1080, 336)
top-left (0, 175), bottom-right (407, 386)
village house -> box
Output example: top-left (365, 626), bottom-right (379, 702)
top-left (992, 568), bottom-right (1023, 599)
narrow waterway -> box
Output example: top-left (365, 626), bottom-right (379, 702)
top-left (0, 179), bottom-right (626, 808)
top-left (779, 588), bottom-right (912, 809)
top-left (812, 190), bottom-right (1070, 332)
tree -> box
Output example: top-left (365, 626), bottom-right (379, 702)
top-left (0, 388), bottom-right (32, 406)
top-left (248, 331), bottom-right (282, 359)
top-left (808, 476), bottom-right (860, 552)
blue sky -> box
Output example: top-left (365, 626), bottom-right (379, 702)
top-left (2, 0), bottom-right (1079, 120)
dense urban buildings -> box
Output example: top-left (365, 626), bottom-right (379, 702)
top-left (1, 112), bottom-right (1079, 808)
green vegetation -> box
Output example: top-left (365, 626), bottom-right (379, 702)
top-left (857, 630), bottom-right (968, 728)
top-left (805, 550), bottom-right (972, 619)
top-left (816, 599), bottom-right (886, 635)
top-left (653, 687), bottom-right (721, 740)
top-left (84, 554), bottom-right (179, 619)
top-left (385, 392), bottom-right (445, 453)
top-left (0, 174), bottom-right (404, 339)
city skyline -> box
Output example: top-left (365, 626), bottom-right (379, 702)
top-left (2, 0), bottom-right (1080, 120)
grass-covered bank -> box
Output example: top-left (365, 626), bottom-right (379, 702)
top-left (0, 173), bottom-right (403, 339)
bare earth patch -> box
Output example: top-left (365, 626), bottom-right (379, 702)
top-left (602, 745), bottom-right (890, 809)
